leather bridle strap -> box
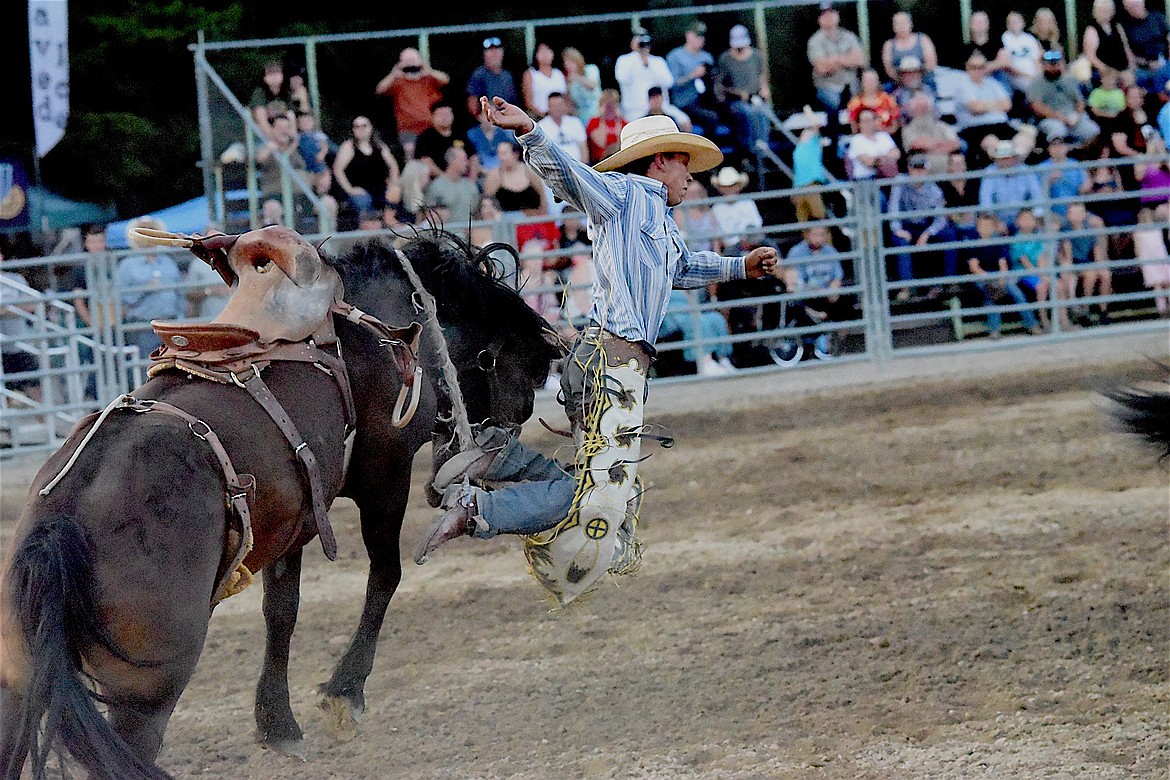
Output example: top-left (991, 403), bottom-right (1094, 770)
top-left (233, 368), bottom-right (338, 561)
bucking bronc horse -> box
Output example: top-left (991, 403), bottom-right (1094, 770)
top-left (0, 226), bottom-right (562, 779)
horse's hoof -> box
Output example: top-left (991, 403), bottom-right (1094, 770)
top-left (319, 693), bottom-right (363, 742)
top-left (261, 737), bottom-right (307, 762)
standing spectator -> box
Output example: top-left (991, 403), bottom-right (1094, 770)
top-left (249, 59), bottom-right (294, 141)
top-left (846, 68), bottom-right (900, 133)
top-left (1119, 0), bottom-right (1170, 92)
top-left (1134, 203), bottom-right (1170, 317)
top-left (710, 166), bottom-right (764, 251)
top-left (807, 1), bottom-right (865, 145)
top-left (953, 51), bottom-right (1015, 164)
top-left (782, 225), bottom-right (851, 358)
top-left (466, 36), bottom-right (517, 119)
top-left (536, 93), bottom-right (588, 163)
top-left (901, 94), bottom-right (961, 173)
top-left (521, 42), bottom-right (567, 119)
top-left (586, 89), bottom-right (626, 163)
top-left (398, 159), bottom-right (434, 223)
top-left (332, 115), bottom-right (401, 217)
top-left (424, 147), bottom-right (480, 228)
top-left (615, 29), bottom-right (690, 129)
top-left (465, 102), bottom-right (516, 172)
top-left (116, 217), bottom-right (184, 359)
top-left (414, 101), bottom-right (461, 178)
top-left (892, 56), bottom-right (938, 119)
top-left (790, 107), bottom-right (831, 222)
top-left (887, 155), bottom-right (958, 297)
top-left (961, 11), bottom-right (1011, 89)
top-left (1031, 7), bottom-right (1064, 52)
top-left (979, 140), bottom-right (1046, 229)
top-left (1137, 133), bottom-right (1170, 208)
top-left (1083, 0), bottom-right (1136, 78)
top-left (965, 212), bottom-right (1042, 338)
top-left (286, 66), bottom-right (312, 117)
top-left (1039, 134), bottom-right (1091, 219)
top-left (1, 248), bottom-right (40, 399)
top-left (716, 24), bottom-right (773, 162)
top-left (375, 47), bottom-right (449, 158)
top-left (881, 12), bottom-right (938, 86)
top-left (562, 47), bottom-right (602, 125)
top-left (846, 108), bottom-right (900, 180)
top-left (1002, 11), bottom-right (1044, 103)
top-left (666, 20), bottom-right (720, 134)
top-left (659, 288), bottom-right (736, 376)
top-left (1059, 202), bottom-right (1111, 325)
top-left (1028, 50), bottom-right (1101, 148)
top-left (1008, 208), bottom-right (1052, 331)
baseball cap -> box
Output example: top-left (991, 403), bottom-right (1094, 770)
top-left (908, 154), bottom-right (929, 170)
top-left (898, 55), bottom-right (923, 71)
top-left (482, 36), bottom-right (502, 50)
top-left (729, 24), bottom-right (751, 48)
top-left (1041, 49), bottom-right (1063, 62)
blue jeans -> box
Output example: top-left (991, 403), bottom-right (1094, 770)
top-left (729, 100), bottom-right (771, 156)
top-left (976, 279), bottom-right (1038, 334)
top-left (890, 222), bottom-right (958, 282)
top-left (475, 439), bottom-right (576, 538)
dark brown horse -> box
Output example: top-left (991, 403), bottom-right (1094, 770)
top-left (0, 229), bottom-right (561, 779)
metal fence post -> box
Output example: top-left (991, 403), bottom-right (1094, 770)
top-left (854, 179), bottom-right (891, 366)
top-left (194, 33), bottom-right (215, 228)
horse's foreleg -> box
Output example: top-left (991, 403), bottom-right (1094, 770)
top-left (319, 474), bottom-right (409, 736)
top-left (254, 549), bottom-right (305, 760)
top-left (0, 682), bottom-right (28, 780)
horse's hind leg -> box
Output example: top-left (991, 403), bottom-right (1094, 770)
top-left (255, 549), bottom-right (306, 759)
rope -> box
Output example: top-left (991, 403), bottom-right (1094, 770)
top-left (394, 249), bottom-right (473, 451)
top-left (38, 394), bottom-right (131, 496)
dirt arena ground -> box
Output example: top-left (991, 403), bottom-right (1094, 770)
top-left (2, 332), bottom-right (1167, 779)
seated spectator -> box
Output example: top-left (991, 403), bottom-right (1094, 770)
top-left (807, 1), bottom-right (865, 144)
top-left (965, 212), bottom-right (1042, 338)
top-left (249, 59), bottom-right (295, 141)
top-left (185, 236), bottom-right (232, 320)
top-left (398, 159), bottom-right (434, 223)
top-left (357, 209), bottom-right (385, 231)
top-left (953, 51), bottom-right (1015, 164)
top-left (846, 108), bottom-right (900, 180)
top-left (892, 56), bottom-right (937, 120)
top-left (1059, 202), bottom-right (1111, 325)
top-left (562, 47), bottom-right (602, 125)
top-left (375, 47), bottom-right (449, 156)
top-left (673, 180), bottom-right (720, 250)
top-left (414, 101), bottom-right (461, 179)
top-left (484, 140), bottom-right (547, 219)
top-left (286, 66), bottom-right (312, 117)
top-left (710, 166), bottom-right (764, 252)
top-left (941, 152), bottom-right (981, 240)
top-left (901, 94), bottom-right (961, 174)
top-left (790, 107), bottom-right (831, 222)
top-left (1039, 134), bottom-right (1091, 219)
top-left (887, 155), bottom-right (958, 298)
top-left (466, 36), bottom-right (517, 120)
top-left (116, 217), bottom-right (185, 358)
top-left (470, 198), bottom-right (520, 289)
top-left (666, 20), bottom-right (720, 135)
top-left (1007, 208), bottom-right (1052, 330)
top-left (979, 140), bottom-right (1046, 229)
top-left (1083, 0), bottom-right (1136, 79)
top-left (522, 42), bottom-right (567, 119)
top-left (660, 288), bottom-right (736, 376)
top-left (1028, 50), bottom-right (1101, 148)
top-left (882, 12), bottom-right (938, 86)
top-left (782, 225), bottom-right (851, 358)
top-left (586, 89), bottom-right (626, 164)
top-left (961, 10), bottom-right (1011, 84)
top-left (1, 247), bottom-right (41, 399)
top-left (1137, 133), bottom-right (1170, 208)
top-left (465, 101), bottom-right (516, 172)
top-left (332, 115), bottom-right (400, 217)
top-left (1105, 84), bottom-right (1151, 169)
top-left (257, 114), bottom-right (337, 232)
top-left (716, 25), bottom-right (772, 161)
top-left (1031, 7), bottom-right (1064, 53)
top-left (1088, 68), bottom-right (1128, 126)
top-left (847, 68), bottom-right (900, 133)
top-left (536, 92), bottom-right (588, 162)
top-left (1134, 202), bottom-right (1170, 317)
top-left (615, 30), bottom-right (690, 129)
top-left (296, 111), bottom-right (337, 179)
top-left (424, 146), bottom-right (480, 229)
top-left (1119, 0), bottom-right (1170, 93)
top-left (1086, 163), bottom-right (1137, 254)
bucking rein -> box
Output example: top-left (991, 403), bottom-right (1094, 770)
top-left (37, 226), bottom-right (473, 605)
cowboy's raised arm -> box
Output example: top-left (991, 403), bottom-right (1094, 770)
top-left (481, 96), bottom-right (624, 224)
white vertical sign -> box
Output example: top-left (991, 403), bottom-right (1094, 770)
top-left (29, 0), bottom-right (69, 159)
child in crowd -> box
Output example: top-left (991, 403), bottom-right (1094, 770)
top-left (1134, 204), bottom-right (1170, 318)
top-left (790, 106), bottom-right (830, 223)
top-left (966, 212), bottom-right (1041, 338)
top-left (1059, 202), bottom-right (1110, 326)
top-left (1008, 209), bottom-right (1050, 330)
top-left (1040, 135), bottom-right (1089, 220)
top-left (1087, 68), bottom-right (1126, 126)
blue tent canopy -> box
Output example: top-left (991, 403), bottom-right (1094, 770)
top-left (106, 191), bottom-right (246, 250)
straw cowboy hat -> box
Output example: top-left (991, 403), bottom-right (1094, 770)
top-left (712, 166), bottom-right (749, 188)
top-left (594, 115), bottom-right (723, 173)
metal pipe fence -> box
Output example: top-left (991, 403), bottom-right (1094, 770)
top-left (3, 154), bottom-right (1167, 456)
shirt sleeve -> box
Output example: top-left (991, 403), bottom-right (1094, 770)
top-left (516, 123), bottom-right (625, 224)
top-left (670, 218), bottom-right (746, 288)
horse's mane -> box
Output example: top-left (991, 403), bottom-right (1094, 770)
top-left (324, 229), bottom-right (564, 379)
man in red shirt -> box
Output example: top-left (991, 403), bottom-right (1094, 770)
top-left (375, 47), bottom-right (449, 157)
top-left (586, 88), bottom-right (626, 163)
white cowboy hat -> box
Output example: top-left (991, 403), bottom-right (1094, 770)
top-left (712, 166), bottom-right (749, 188)
top-left (594, 115), bottom-right (723, 173)
top-left (992, 139), bottom-right (1019, 159)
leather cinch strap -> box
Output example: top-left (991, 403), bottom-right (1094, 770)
top-left (237, 368), bottom-right (338, 561)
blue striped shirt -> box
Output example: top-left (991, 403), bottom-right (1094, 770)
top-left (516, 124), bottom-right (746, 346)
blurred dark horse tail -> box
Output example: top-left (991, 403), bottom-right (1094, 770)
top-left (2, 515), bottom-right (172, 780)
top-left (1104, 376), bottom-right (1170, 462)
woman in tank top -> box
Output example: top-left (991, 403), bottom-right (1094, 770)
top-left (333, 115), bottom-right (400, 215)
top-left (881, 12), bottom-right (937, 85)
top-left (521, 42), bottom-right (567, 118)
top-left (1083, 0), bottom-right (1134, 77)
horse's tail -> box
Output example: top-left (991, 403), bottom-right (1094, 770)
top-left (1104, 383), bottom-right (1170, 462)
top-left (2, 515), bottom-right (173, 780)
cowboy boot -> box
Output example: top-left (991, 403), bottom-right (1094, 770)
top-left (428, 425), bottom-right (513, 496)
top-left (414, 484), bottom-right (484, 564)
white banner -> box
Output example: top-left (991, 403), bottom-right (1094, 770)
top-left (29, 0), bottom-right (69, 159)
